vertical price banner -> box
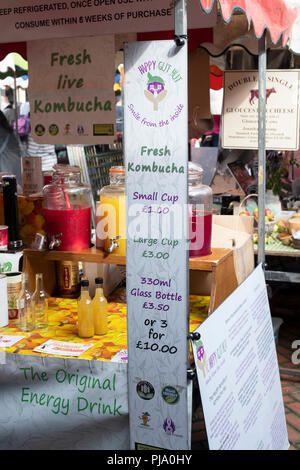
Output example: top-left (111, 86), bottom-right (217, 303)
top-left (124, 40), bottom-right (189, 450)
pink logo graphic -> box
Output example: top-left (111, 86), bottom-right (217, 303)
top-left (144, 72), bottom-right (167, 111)
top-left (197, 344), bottom-right (205, 362)
top-left (249, 87), bottom-right (276, 105)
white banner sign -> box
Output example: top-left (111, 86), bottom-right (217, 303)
top-left (0, 0), bottom-right (216, 43)
top-left (222, 70), bottom-right (300, 150)
top-left (27, 35), bottom-right (115, 144)
top-left (0, 354), bottom-right (129, 450)
top-left (124, 40), bottom-right (189, 450)
top-left (192, 265), bottom-right (289, 450)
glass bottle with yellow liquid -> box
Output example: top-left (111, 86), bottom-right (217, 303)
top-left (98, 166), bottom-right (126, 255)
top-left (77, 279), bottom-right (94, 338)
top-left (92, 277), bottom-right (108, 335)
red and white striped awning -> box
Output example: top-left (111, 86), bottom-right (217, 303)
top-left (199, 0), bottom-right (300, 54)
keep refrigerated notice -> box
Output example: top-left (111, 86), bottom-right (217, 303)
top-left (0, 0), bottom-right (217, 43)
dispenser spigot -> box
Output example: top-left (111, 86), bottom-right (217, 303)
top-left (106, 236), bottom-right (121, 253)
top-left (49, 233), bottom-right (62, 250)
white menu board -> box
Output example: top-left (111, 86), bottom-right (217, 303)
top-left (124, 40), bottom-right (189, 450)
top-left (192, 265), bottom-right (289, 450)
top-left (222, 70), bottom-right (300, 150)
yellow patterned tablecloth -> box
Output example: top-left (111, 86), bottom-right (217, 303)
top-left (0, 296), bottom-right (209, 362)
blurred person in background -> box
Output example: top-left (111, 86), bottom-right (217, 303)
top-left (26, 133), bottom-right (57, 172)
top-left (2, 87), bottom-right (15, 125)
top-left (0, 110), bottom-right (22, 185)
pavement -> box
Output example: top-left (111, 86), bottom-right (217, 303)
top-left (192, 282), bottom-right (300, 450)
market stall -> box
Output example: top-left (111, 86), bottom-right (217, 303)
top-left (0, 0), bottom-right (299, 451)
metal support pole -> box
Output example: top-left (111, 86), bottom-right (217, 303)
top-left (174, 0), bottom-right (187, 45)
top-left (174, 0), bottom-right (190, 376)
top-left (257, 33), bottom-right (267, 268)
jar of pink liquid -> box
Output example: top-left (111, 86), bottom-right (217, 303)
top-left (188, 162), bottom-right (213, 258)
top-left (43, 165), bottom-right (92, 251)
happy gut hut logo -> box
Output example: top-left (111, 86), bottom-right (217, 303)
top-left (127, 59), bottom-right (184, 128)
top-left (195, 338), bottom-right (227, 379)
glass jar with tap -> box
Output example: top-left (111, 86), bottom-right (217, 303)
top-left (188, 162), bottom-right (213, 257)
top-left (43, 164), bottom-right (92, 251)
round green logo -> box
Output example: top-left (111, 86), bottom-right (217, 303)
top-left (161, 386), bottom-right (180, 405)
top-left (49, 124), bottom-right (59, 136)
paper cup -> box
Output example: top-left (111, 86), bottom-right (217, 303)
top-left (0, 274), bottom-right (8, 327)
top-left (0, 225), bottom-right (8, 250)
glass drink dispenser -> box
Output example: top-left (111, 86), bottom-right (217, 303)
top-left (188, 162), bottom-right (213, 257)
top-left (43, 165), bottom-right (92, 251)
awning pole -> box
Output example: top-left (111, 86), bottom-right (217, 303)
top-left (174, 0), bottom-right (187, 46)
top-left (257, 32), bottom-right (267, 268)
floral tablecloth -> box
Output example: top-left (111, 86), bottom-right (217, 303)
top-left (0, 296), bottom-right (210, 362)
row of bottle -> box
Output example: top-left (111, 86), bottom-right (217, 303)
top-left (78, 277), bottom-right (108, 338)
top-left (17, 272), bottom-right (48, 332)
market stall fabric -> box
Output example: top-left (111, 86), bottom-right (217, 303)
top-left (199, 0), bottom-right (299, 52)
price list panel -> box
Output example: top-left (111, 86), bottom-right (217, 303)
top-left (124, 40), bottom-right (189, 450)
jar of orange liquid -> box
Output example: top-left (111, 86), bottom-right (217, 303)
top-left (97, 166), bottom-right (126, 255)
top-left (77, 279), bottom-right (94, 338)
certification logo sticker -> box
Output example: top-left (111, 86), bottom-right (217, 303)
top-left (136, 381), bottom-right (155, 400)
top-left (161, 385), bottom-right (180, 405)
top-left (64, 123), bottom-right (71, 135)
top-left (49, 124), bottom-right (59, 136)
top-left (35, 124), bottom-right (45, 136)
top-left (139, 411), bottom-right (151, 427)
top-left (163, 418), bottom-right (176, 435)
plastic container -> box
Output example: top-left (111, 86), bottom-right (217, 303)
top-left (43, 165), bottom-right (92, 251)
top-left (97, 166), bottom-right (126, 255)
top-left (188, 162), bottom-right (213, 257)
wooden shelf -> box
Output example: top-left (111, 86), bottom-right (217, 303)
top-left (24, 247), bottom-right (126, 265)
top-left (23, 246), bottom-right (238, 313)
top-left (24, 247), bottom-right (232, 271)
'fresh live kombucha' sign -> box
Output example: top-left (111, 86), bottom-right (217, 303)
top-left (124, 40), bottom-right (189, 450)
top-left (27, 35), bottom-right (116, 144)
top-left (222, 70), bottom-right (300, 151)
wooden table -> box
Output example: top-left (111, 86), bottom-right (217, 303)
top-left (24, 247), bottom-right (238, 313)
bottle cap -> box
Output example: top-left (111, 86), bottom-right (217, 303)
top-left (95, 277), bottom-right (103, 284)
top-left (81, 279), bottom-right (89, 287)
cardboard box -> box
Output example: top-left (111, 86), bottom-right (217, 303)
top-left (211, 215), bottom-right (254, 284)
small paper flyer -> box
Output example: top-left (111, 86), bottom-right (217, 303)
top-left (0, 335), bottom-right (26, 348)
top-left (111, 349), bottom-right (128, 363)
top-left (33, 340), bottom-right (94, 357)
